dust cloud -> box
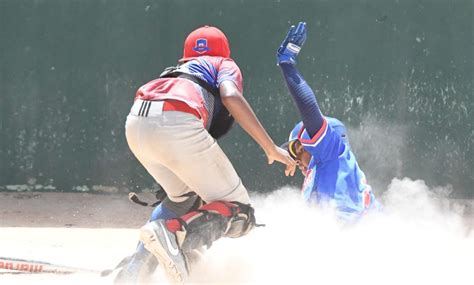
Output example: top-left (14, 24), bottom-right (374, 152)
top-left (189, 178), bottom-right (473, 285)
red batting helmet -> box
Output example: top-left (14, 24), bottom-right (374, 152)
top-left (179, 25), bottom-right (231, 62)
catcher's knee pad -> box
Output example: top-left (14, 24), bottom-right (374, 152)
top-left (165, 201), bottom-right (256, 252)
top-left (224, 201), bottom-right (256, 238)
top-left (188, 201), bottom-right (256, 238)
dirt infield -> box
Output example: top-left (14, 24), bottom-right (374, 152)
top-left (0, 192), bottom-right (153, 228)
top-left (1, 189), bottom-right (473, 285)
top-left (0, 192), bottom-right (164, 284)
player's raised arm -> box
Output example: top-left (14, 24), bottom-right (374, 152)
top-left (277, 22), bottom-right (325, 138)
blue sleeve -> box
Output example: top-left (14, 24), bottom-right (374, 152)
top-left (279, 63), bottom-right (324, 137)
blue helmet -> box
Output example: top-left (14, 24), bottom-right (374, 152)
top-left (288, 121), bottom-right (304, 141)
top-left (287, 116), bottom-right (349, 145)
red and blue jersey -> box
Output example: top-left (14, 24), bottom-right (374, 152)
top-left (135, 56), bottom-right (243, 128)
top-left (292, 118), bottom-right (379, 222)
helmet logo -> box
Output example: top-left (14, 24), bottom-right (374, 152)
top-left (192, 38), bottom-right (210, 54)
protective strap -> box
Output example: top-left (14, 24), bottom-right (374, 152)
top-left (166, 201), bottom-right (237, 233)
top-left (159, 66), bottom-right (219, 98)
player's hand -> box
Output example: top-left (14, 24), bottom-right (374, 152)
top-left (276, 21), bottom-right (307, 66)
top-left (265, 145), bottom-right (296, 176)
top-left (284, 163), bottom-right (297, 177)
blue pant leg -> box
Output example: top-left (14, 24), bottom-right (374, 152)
top-left (368, 192), bottom-right (383, 212)
top-left (150, 203), bottom-right (179, 221)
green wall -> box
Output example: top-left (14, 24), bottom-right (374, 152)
top-left (1, 0), bottom-right (472, 197)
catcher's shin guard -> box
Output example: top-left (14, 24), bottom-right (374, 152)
top-left (140, 201), bottom-right (255, 282)
top-left (166, 201), bottom-right (256, 252)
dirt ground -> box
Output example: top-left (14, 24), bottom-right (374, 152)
top-left (0, 191), bottom-right (159, 285)
top-left (1, 191), bottom-right (473, 285)
top-left (0, 191), bottom-right (284, 284)
top-left (0, 191), bottom-right (153, 228)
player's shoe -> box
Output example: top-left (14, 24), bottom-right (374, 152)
top-left (139, 220), bottom-right (188, 284)
top-left (113, 249), bottom-right (157, 285)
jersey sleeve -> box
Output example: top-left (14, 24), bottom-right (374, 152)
top-left (298, 118), bottom-right (346, 162)
top-left (217, 59), bottom-right (243, 93)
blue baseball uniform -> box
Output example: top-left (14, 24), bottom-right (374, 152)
top-left (277, 22), bottom-right (380, 222)
top-left (289, 119), bottom-right (379, 222)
